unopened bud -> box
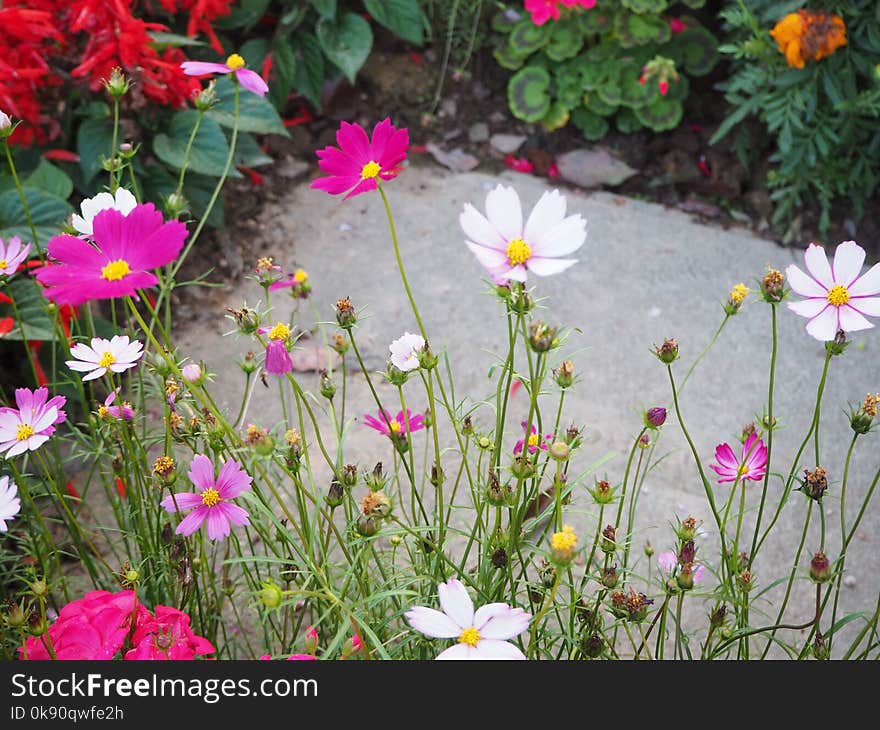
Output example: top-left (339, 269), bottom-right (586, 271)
top-left (259, 580), bottom-right (283, 609)
top-left (325, 480), bottom-right (344, 508)
top-left (335, 297), bottom-right (357, 329)
top-left (810, 551), bottom-right (832, 583)
top-left (654, 338), bottom-right (679, 364)
top-left (645, 407), bottom-right (666, 429)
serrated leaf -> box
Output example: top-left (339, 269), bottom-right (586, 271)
top-left (0, 188), bottom-right (73, 246)
top-left (316, 12), bottom-right (373, 84)
top-left (292, 32), bottom-right (325, 107)
top-left (508, 18), bottom-right (550, 55)
top-left (208, 77), bottom-right (289, 136)
top-left (154, 111), bottom-right (240, 178)
top-left (1, 277), bottom-right (56, 341)
top-left (26, 159), bottom-right (73, 200)
top-left (76, 118), bottom-right (114, 183)
top-left (364, 0), bottom-right (424, 45)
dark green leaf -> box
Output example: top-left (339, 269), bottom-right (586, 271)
top-left (309, 0), bottom-right (337, 19)
top-left (232, 133), bottom-right (274, 168)
top-left (76, 118), bottom-right (114, 183)
top-left (507, 66), bottom-right (551, 122)
top-left (26, 160), bottom-right (73, 200)
top-left (2, 277), bottom-right (56, 341)
top-left (292, 32), bottom-right (325, 107)
top-left (154, 111), bottom-right (240, 178)
top-left (364, 0), bottom-right (424, 45)
top-left (0, 188), bottom-right (73, 246)
top-left (149, 32), bottom-right (207, 48)
top-left (316, 12), bottom-right (373, 84)
top-left (208, 76), bottom-right (289, 136)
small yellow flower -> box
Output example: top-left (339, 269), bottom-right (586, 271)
top-left (550, 524), bottom-right (578, 564)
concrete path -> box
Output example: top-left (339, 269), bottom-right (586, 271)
top-left (180, 164), bottom-right (880, 653)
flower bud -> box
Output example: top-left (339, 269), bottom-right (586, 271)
top-left (644, 541), bottom-right (655, 558)
top-left (356, 515), bottom-right (379, 537)
top-left (418, 341), bottom-right (439, 370)
top-left (654, 338), bottom-right (679, 364)
top-left (724, 283), bottom-right (749, 314)
top-left (736, 569), bottom-right (754, 593)
top-left (304, 625), bottom-right (319, 654)
top-left (361, 490), bottom-right (392, 519)
top-left (491, 547), bottom-right (508, 569)
top-left (240, 351), bottom-right (258, 374)
top-left (645, 406), bottom-right (666, 429)
top-left (477, 435), bottom-right (492, 450)
top-left (511, 454), bottom-right (535, 479)
top-left (553, 360), bottom-right (574, 388)
top-left (528, 320), bottom-right (558, 352)
top-left (760, 268), bottom-right (785, 302)
top-left (0, 110), bottom-right (12, 138)
top-left (678, 539), bottom-right (696, 565)
top-left (335, 297), bottom-right (357, 329)
top-left (164, 191), bottom-right (189, 219)
top-left (676, 516), bottom-right (698, 542)
top-left (226, 306), bottom-right (260, 335)
top-left (331, 332), bottom-right (349, 355)
top-left (181, 362), bottom-right (204, 385)
top-left (677, 562), bottom-right (697, 590)
top-left (850, 393), bottom-right (879, 435)
top-left (601, 565), bottom-right (619, 589)
top-left (508, 284), bottom-right (533, 314)
top-left (709, 603), bottom-right (727, 629)
top-left (486, 471), bottom-right (511, 507)
top-left (549, 441), bottom-right (570, 461)
top-left (430, 462), bottom-right (444, 487)
top-left (826, 329), bottom-right (849, 356)
top-left (588, 479), bottom-right (615, 505)
top-left (4, 602), bottom-right (27, 628)
top-left (601, 525), bottom-right (617, 554)
top-left (259, 580), bottom-right (283, 609)
top-left (29, 580), bottom-right (48, 599)
top-left (104, 67), bottom-right (130, 98)
top-left (325, 480), bottom-right (344, 508)
top-left (812, 632), bottom-right (830, 661)
top-left (538, 559), bottom-right (556, 588)
top-left (565, 423), bottom-right (583, 448)
top-left (319, 370), bottom-right (336, 399)
top-left (809, 550), bottom-right (832, 583)
top-left (341, 463), bottom-right (358, 487)
top-left (193, 80), bottom-right (218, 111)
top-left (581, 633), bottom-right (603, 659)
top-left (550, 525), bottom-right (578, 566)
top-left (365, 462), bottom-right (385, 491)
top-left (153, 455), bottom-right (176, 484)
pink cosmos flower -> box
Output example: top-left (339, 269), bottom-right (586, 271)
top-left (0, 236), bottom-right (31, 276)
top-left (0, 387), bottom-right (67, 458)
top-left (124, 605), bottom-right (214, 660)
top-left (405, 578), bottom-right (531, 659)
top-left (514, 421), bottom-right (551, 455)
top-left (100, 388), bottom-right (135, 421)
top-left (0, 475), bottom-right (21, 532)
top-left (709, 433), bottom-right (768, 484)
top-left (260, 322), bottom-right (293, 376)
top-left (21, 590), bottom-right (140, 660)
top-left (525, 0), bottom-right (595, 26)
top-left (160, 454), bottom-right (253, 541)
top-left (363, 409), bottom-right (425, 437)
top-left (181, 53), bottom-right (268, 96)
top-left (35, 204), bottom-right (187, 306)
top-left (311, 118), bottom-right (409, 199)
top-left (460, 185), bottom-right (586, 284)
top-left (785, 240), bottom-right (880, 341)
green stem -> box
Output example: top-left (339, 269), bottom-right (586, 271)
top-left (3, 141), bottom-right (41, 255)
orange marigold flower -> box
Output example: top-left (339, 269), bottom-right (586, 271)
top-left (770, 10), bottom-right (846, 69)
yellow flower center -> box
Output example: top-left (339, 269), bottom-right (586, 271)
top-left (16, 424), bottom-right (34, 441)
top-left (0, 259), bottom-right (7, 270)
top-left (361, 161), bottom-right (381, 179)
top-left (738, 464), bottom-right (749, 476)
top-left (551, 524), bottom-right (578, 553)
top-left (101, 259), bottom-right (131, 281)
top-left (97, 405), bottom-right (110, 418)
top-left (527, 433), bottom-right (540, 448)
top-left (201, 488), bottom-right (221, 507)
top-left (268, 322), bottom-right (291, 341)
top-left (505, 238), bottom-right (532, 266)
top-left (226, 54), bottom-right (246, 70)
top-left (98, 351), bottom-right (116, 368)
top-left (730, 283), bottom-right (749, 305)
top-left (389, 419), bottom-right (401, 434)
top-left (827, 285), bottom-right (850, 307)
top-left (458, 627), bottom-right (481, 647)
top-left (293, 268), bottom-right (308, 284)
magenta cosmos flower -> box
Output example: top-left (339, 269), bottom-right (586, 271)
top-left (363, 408), bottom-right (425, 436)
top-left (461, 185), bottom-right (587, 284)
top-left (786, 240), bottom-right (880, 341)
top-left (160, 454), bottom-right (252, 541)
top-left (514, 421), bottom-right (551, 455)
top-left (405, 578), bottom-right (531, 660)
top-left (709, 433), bottom-right (767, 484)
top-left (36, 204), bottom-right (187, 306)
top-left (181, 53), bottom-right (268, 96)
top-left (0, 236), bottom-right (31, 277)
top-left (260, 322), bottom-right (293, 376)
top-left (657, 550), bottom-right (705, 583)
top-left (99, 388), bottom-right (135, 421)
top-left (311, 118), bottom-right (409, 199)
top-left (124, 605), bottom-right (214, 660)
top-left (0, 387), bottom-right (67, 458)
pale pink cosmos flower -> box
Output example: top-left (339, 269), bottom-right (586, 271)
top-left (71, 188), bottom-right (137, 237)
top-left (657, 550), bottom-right (705, 582)
top-left (311, 118), bottom-right (409, 199)
top-left (100, 389), bottom-right (135, 421)
top-left (786, 240), bottom-right (880, 341)
top-left (514, 421), bottom-right (551, 455)
top-left (363, 408), bottom-right (425, 436)
top-left (0, 387), bottom-right (67, 458)
top-left (181, 363), bottom-right (203, 384)
top-left (36, 204), bottom-right (187, 306)
top-left (0, 236), bottom-right (31, 277)
top-left (461, 185), bottom-right (586, 284)
top-left (66, 335), bottom-right (143, 382)
top-left (181, 53), bottom-right (268, 96)
top-left (160, 454), bottom-right (252, 541)
top-left (709, 433), bottom-right (768, 484)
top-left (405, 578), bottom-right (531, 660)
top-left (389, 331), bottom-right (425, 372)
top-left (0, 475), bottom-right (21, 532)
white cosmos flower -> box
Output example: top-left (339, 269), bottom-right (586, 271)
top-left (66, 335), bottom-right (144, 382)
top-left (0, 476), bottom-right (21, 532)
top-left (72, 188), bottom-right (137, 236)
top-left (405, 578), bottom-right (531, 659)
top-left (389, 331), bottom-right (425, 372)
top-left (460, 184), bottom-right (586, 284)
top-left (785, 240), bottom-right (880, 341)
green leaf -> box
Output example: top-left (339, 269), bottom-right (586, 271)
top-left (185, 174), bottom-right (225, 229)
top-left (233, 133), bottom-right (274, 168)
top-left (270, 34), bottom-right (297, 109)
top-left (545, 22), bottom-right (584, 62)
top-left (292, 32), bottom-right (325, 107)
top-left (508, 19), bottom-right (551, 55)
top-left (364, 0), bottom-right (424, 45)
top-left (541, 103), bottom-right (570, 132)
top-left (215, 0), bottom-right (271, 30)
top-left (208, 77), bottom-right (289, 136)
top-left (2, 277), bottom-right (56, 342)
top-left (154, 111), bottom-right (240, 178)
top-left (26, 160), bottom-right (73, 200)
top-left (240, 38), bottom-right (269, 71)
top-left (0, 188), bottom-right (73, 246)
top-left (148, 31), bottom-right (207, 48)
top-left (507, 66), bottom-right (551, 123)
top-left (615, 12), bottom-right (672, 47)
top-left (309, 0), bottom-right (337, 19)
top-left (316, 12), bottom-right (373, 84)
top-left (571, 107), bottom-right (609, 141)
top-left (673, 26), bottom-right (718, 76)
top-left (493, 44), bottom-right (528, 71)
top-left (76, 118), bottom-right (114, 183)
top-left (635, 97), bottom-right (683, 131)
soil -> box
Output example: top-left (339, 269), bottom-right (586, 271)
top-left (180, 33), bottom-right (880, 306)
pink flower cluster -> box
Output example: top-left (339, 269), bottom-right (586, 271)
top-left (20, 590), bottom-right (213, 660)
top-left (524, 0), bottom-right (595, 26)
